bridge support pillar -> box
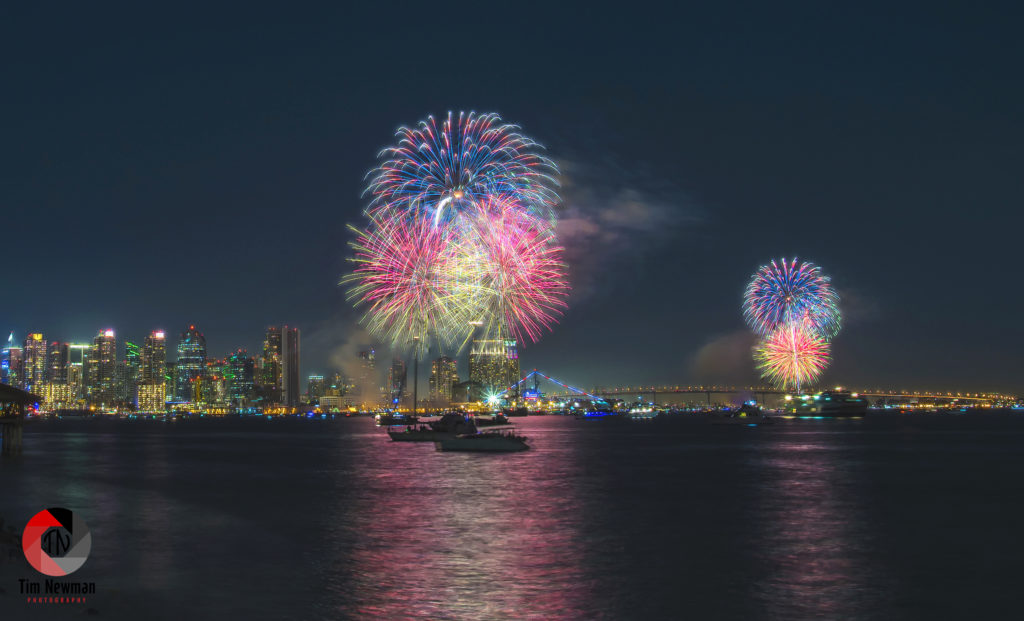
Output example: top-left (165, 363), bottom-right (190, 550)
top-left (1, 420), bottom-right (23, 456)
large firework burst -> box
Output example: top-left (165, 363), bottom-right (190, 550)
top-left (346, 112), bottom-right (569, 353)
top-left (743, 258), bottom-right (841, 340)
top-left (365, 111), bottom-right (560, 226)
top-left (754, 320), bottom-right (831, 391)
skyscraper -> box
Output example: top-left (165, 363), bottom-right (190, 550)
top-left (66, 343), bottom-right (89, 398)
top-left (175, 325), bottom-right (206, 403)
top-left (429, 356), bottom-right (459, 403)
top-left (22, 333), bottom-right (47, 392)
top-left (356, 348), bottom-right (376, 405)
top-left (468, 338), bottom-right (519, 396)
top-left (281, 326), bottom-right (300, 406)
top-left (260, 326), bottom-right (282, 403)
top-left (141, 331), bottom-right (167, 383)
top-left (46, 341), bottom-right (67, 383)
top-left (226, 349), bottom-right (255, 406)
top-left (138, 331), bottom-right (167, 411)
top-left (1, 333), bottom-right (20, 387)
top-left (87, 329), bottom-right (118, 405)
top-left (388, 358), bottom-right (407, 405)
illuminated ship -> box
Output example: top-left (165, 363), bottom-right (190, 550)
top-left (786, 390), bottom-right (869, 417)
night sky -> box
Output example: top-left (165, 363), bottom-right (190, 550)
top-left (4, 3), bottom-right (1022, 393)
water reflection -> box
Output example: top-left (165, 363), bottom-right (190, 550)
top-left (751, 425), bottom-right (893, 618)
top-left (323, 421), bottom-right (593, 620)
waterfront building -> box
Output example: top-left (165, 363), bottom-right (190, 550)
top-left (429, 356), bottom-right (459, 403)
top-left (22, 333), bottom-right (47, 392)
top-left (141, 331), bottom-right (167, 383)
top-left (38, 382), bottom-right (77, 411)
top-left (356, 349), bottom-right (376, 404)
top-left (1, 333), bottom-right (21, 388)
top-left (388, 358), bottom-right (407, 405)
top-left (66, 343), bottom-right (89, 398)
top-left (260, 326), bottom-right (282, 403)
top-left (137, 381), bottom-right (167, 412)
top-left (46, 341), bottom-right (67, 383)
top-left (226, 349), bottom-right (255, 406)
top-left (308, 375), bottom-right (325, 402)
top-left (282, 326), bottom-right (300, 406)
top-left (175, 325), bottom-right (206, 403)
top-left (468, 338), bottom-right (520, 395)
top-left (164, 361), bottom-right (176, 402)
top-left (85, 330), bottom-right (118, 406)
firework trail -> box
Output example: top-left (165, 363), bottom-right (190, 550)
top-left (754, 320), bottom-right (831, 391)
top-left (743, 258), bottom-right (841, 340)
top-left (365, 111), bottom-right (560, 226)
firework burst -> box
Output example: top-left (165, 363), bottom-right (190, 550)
top-left (346, 114), bottom-right (569, 352)
top-left (365, 111), bottom-right (559, 226)
top-left (743, 258), bottom-right (840, 340)
top-left (460, 197), bottom-right (569, 344)
top-left (754, 320), bottom-right (831, 391)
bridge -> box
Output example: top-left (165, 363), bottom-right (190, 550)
top-left (504, 372), bottom-right (1015, 406)
top-left (1, 384), bottom-right (38, 456)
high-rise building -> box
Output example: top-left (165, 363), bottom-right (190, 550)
top-left (87, 329), bottom-right (118, 405)
top-left (46, 341), bottom-right (67, 383)
top-left (282, 326), bottom-right (300, 406)
top-left (175, 325), bottom-right (206, 403)
top-left (1, 332), bottom-right (20, 388)
top-left (356, 348), bottom-right (376, 404)
top-left (164, 361), bottom-right (176, 403)
top-left (22, 333), bottom-right (47, 392)
top-left (307, 375), bottom-right (325, 402)
top-left (468, 338), bottom-right (520, 395)
top-left (388, 358), bottom-right (407, 405)
top-left (225, 350), bottom-right (255, 406)
top-left (429, 356), bottom-right (459, 403)
top-left (141, 331), bottom-right (167, 383)
top-left (123, 340), bottom-right (141, 406)
top-left (66, 343), bottom-right (89, 398)
top-left (260, 326), bottom-right (282, 402)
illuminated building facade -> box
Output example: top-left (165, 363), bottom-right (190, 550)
top-left (226, 349), bottom-right (255, 405)
top-left (175, 325), bottom-right (206, 403)
top-left (139, 330), bottom-right (169, 410)
top-left (47, 341), bottom-right (67, 383)
top-left (388, 358), bottom-right (407, 405)
top-left (260, 326), bottom-right (282, 403)
top-left (429, 356), bottom-right (459, 403)
top-left (141, 331), bottom-right (167, 383)
top-left (22, 333), bottom-right (47, 392)
top-left (282, 326), bottom-right (300, 406)
top-left (87, 329), bottom-right (118, 405)
top-left (307, 375), bottom-right (325, 402)
top-left (1, 332), bottom-right (21, 388)
top-left (38, 382), bottom-right (77, 411)
top-left (356, 349), bottom-right (376, 405)
top-left (137, 382), bottom-right (167, 412)
top-left (468, 339), bottom-right (520, 394)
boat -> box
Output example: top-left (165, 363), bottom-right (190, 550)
top-left (711, 403), bottom-right (775, 426)
top-left (434, 427), bottom-right (529, 452)
top-left (787, 391), bottom-right (869, 417)
top-left (387, 412), bottom-right (477, 441)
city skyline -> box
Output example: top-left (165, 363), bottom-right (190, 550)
top-left (3, 5), bottom-right (1023, 394)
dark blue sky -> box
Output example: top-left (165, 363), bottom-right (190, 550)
top-left (3, 2), bottom-right (1022, 393)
